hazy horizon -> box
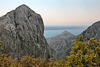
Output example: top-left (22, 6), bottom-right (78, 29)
top-left (0, 0), bottom-right (100, 26)
top-left (44, 25), bottom-right (88, 38)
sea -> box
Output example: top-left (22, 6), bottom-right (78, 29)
top-left (44, 26), bottom-right (88, 38)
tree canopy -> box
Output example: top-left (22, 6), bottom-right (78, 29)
top-left (67, 36), bottom-right (100, 67)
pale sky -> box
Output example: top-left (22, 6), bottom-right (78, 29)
top-left (0, 0), bottom-right (100, 26)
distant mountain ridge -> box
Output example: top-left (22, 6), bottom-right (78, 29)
top-left (45, 26), bottom-right (87, 30)
top-left (47, 21), bottom-right (100, 59)
top-left (47, 31), bottom-right (75, 59)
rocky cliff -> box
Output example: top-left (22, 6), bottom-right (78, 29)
top-left (47, 31), bottom-right (75, 59)
top-left (80, 21), bottom-right (100, 41)
top-left (0, 4), bottom-right (50, 60)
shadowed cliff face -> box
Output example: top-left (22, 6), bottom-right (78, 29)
top-left (0, 4), bottom-right (50, 60)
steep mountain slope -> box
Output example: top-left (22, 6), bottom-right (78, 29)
top-left (62, 21), bottom-right (100, 59)
top-left (0, 4), bottom-right (50, 60)
top-left (47, 21), bottom-right (100, 59)
top-left (47, 31), bottom-right (75, 59)
top-left (81, 21), bottom-right (100, 41)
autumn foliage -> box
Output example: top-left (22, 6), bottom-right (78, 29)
top-left (0, 36), bottom-right (100, 67)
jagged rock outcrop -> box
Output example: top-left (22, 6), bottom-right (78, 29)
top-left (47, 31), bottom-right (75, 59)
top-left (80, 21), bottom-right (100, 41)
top-left (0, 4), bottom-right (50, 60)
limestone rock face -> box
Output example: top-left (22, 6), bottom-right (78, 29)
top-left (81, 21), bottom-right (100, 41)
top-left (47, 31), bottom-right (75, 59)
top-left (0, 4), bottom-right (50, 60)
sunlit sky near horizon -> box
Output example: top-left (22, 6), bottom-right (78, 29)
top-left (0, 0), bottom-right (100, 26)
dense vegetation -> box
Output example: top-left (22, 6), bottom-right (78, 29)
top-left (0, 36), bottom-right (100, 67)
